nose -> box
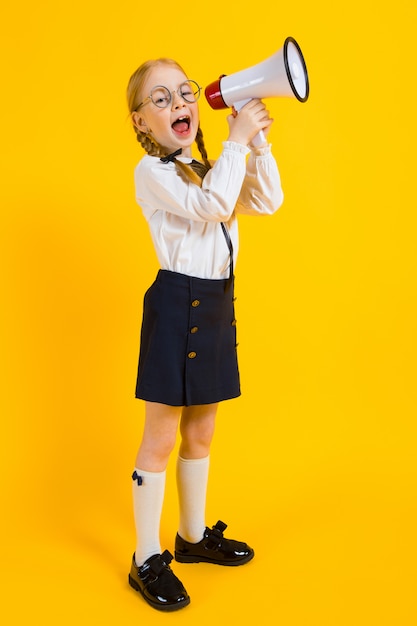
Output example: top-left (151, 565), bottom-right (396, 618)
top-left (171, 90), bottom-right (185, 109)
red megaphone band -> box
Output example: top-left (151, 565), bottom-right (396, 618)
top-left (204, 75), bottom-right (228, 110)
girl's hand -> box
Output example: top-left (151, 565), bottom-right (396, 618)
top-left (226, 98), bottom-right (273, 147)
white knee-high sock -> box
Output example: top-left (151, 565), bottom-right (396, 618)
top-left (132, 468), bottom-right (166, 567)
top-left (176, 455), bottom-right (209, 543)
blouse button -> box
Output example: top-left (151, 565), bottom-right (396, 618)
top-left (190, 326), bottom-right (199, 334)
top-left (231, 319), bottom-right (237, 326)
top-left (188, 351), bottom-right (197, 359)
top-left (191, 299), bottom-right (200, 307)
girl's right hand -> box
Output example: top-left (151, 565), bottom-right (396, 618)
top-left (226, 98), bottom-right (273, 147)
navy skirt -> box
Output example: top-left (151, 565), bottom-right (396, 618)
top-left (135, 270), bottom-right (241, 406)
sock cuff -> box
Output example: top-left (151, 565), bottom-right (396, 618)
top-left (177, 455), bottom-right (209, 465)
top-left (132, 468), bottom-right (166, 486)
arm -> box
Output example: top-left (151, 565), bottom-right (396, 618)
top-left (235, 145), bottom-right (284, 216)
top-left (227, 98), bottom-right (284, 215)
top-left (135, 142), bottom-right (249, 223)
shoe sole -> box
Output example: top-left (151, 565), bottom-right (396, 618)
top-left (174, 551), bottom-right (255, 566)
top-left (128, 575), bottom-right (190, 612)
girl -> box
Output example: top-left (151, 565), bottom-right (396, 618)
top-left (126, 58), bottom-right (283, 612)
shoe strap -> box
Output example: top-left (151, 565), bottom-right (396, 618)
top-left (148, 550), bottom-right (173, 576)
top-left (205, 520), bottom-right (228, 549)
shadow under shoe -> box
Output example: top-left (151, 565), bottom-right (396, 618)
top-left (175, 520), bottom-right (255, 566)
top-left (128, 550), bottom-right (190, 611)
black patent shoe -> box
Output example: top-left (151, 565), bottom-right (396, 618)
top-left (175, 520), bottom-right (254, 566)
top-left (128, 550), bottom-right (190, 611)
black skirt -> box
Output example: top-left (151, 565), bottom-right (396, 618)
top-left (135, 270), bottom-right (241, 406)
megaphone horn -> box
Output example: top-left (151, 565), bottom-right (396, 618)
top-left (205, 37), bottom-right (309, 146)
top-left (205, 37), bottom-right (309, 109)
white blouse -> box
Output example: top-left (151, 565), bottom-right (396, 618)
top-left (134, 141), bottom-right (284, 280)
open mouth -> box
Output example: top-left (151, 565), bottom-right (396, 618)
top-left (172, 116), bottom-right (190, 134)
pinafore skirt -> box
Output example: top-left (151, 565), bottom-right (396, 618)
top-left (135, 269), bottom-right (240, 406)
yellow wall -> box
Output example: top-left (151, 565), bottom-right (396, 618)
top-left (1, 2), bottom-right (416, 624)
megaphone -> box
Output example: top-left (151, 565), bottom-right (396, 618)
top-left (205, 37), bottom-right (309, 146)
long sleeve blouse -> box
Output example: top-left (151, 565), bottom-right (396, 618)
top-left (134, 140), bottom-right (284, 280)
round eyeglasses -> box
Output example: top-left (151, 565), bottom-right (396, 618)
top-left (135, 80), bottom-right (201, 110)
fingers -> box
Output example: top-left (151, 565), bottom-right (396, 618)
top-left (241, 99), bottom-right (272, 124)
top-left (226, 99), bottom-right (274, 146)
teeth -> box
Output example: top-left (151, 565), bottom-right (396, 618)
top-left (172, 115), bottom-right (190, 131)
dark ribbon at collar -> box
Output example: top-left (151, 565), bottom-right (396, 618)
top-left (160, 148), bottom-right (182, 163)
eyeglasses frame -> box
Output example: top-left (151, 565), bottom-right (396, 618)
top-left (135, 80), bottom-right (202, 111)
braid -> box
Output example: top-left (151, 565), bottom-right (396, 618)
top-left (132, 128), bottom-right (201, 186)
top-left (137, 125), bottom-right (211, 177)
top-left (135, 129), bottom-right (163, 157)
top-left (140, 124), bottom-right (211, 187)
top-left (196, 126), bottom-right (212, 171)
top-left (173, 126), bottom-right (212, 186)
top-left (175, 161), bottom-right (201, 186)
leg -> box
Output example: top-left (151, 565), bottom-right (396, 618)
top-left (136, 401), bottom-right (181, 471)
top-left (132, 402), bottom-right (181, 565)
top-left (130, 402), bottom-right (190, 611)
top-left (179, 402), bottom-right (218, 458)
top-left (132, 402), bottom-right (180, 566)
top-left (176, 404), bottom-right (217, 543)
top-left (174, 404), bottom-right (254, 566)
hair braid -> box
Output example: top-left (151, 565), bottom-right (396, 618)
top-left (134, 129), bottom-right (163, 157)
top-left (174, 125), bottom-right (212, 186)
top-left (196, 126), bottom-right (212, 171)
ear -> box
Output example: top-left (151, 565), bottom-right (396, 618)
top-left (131, 112), bottom-right (149, 133)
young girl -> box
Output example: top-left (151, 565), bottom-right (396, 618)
top-left (126, 58), bottom-right (283, 612)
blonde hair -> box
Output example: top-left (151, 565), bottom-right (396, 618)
top-left (127, 58), bottom-right (211, 185)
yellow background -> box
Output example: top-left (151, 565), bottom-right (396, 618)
top-left (1, 1), bottom-right (416, 624)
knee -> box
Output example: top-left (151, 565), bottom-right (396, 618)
top-left (137, 431), bottom-right (177, 470)
top-left (180, 423), bottom-right (214, 458)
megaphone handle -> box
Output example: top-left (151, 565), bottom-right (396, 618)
top-left (233, 98), bottom-right (267, 148)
